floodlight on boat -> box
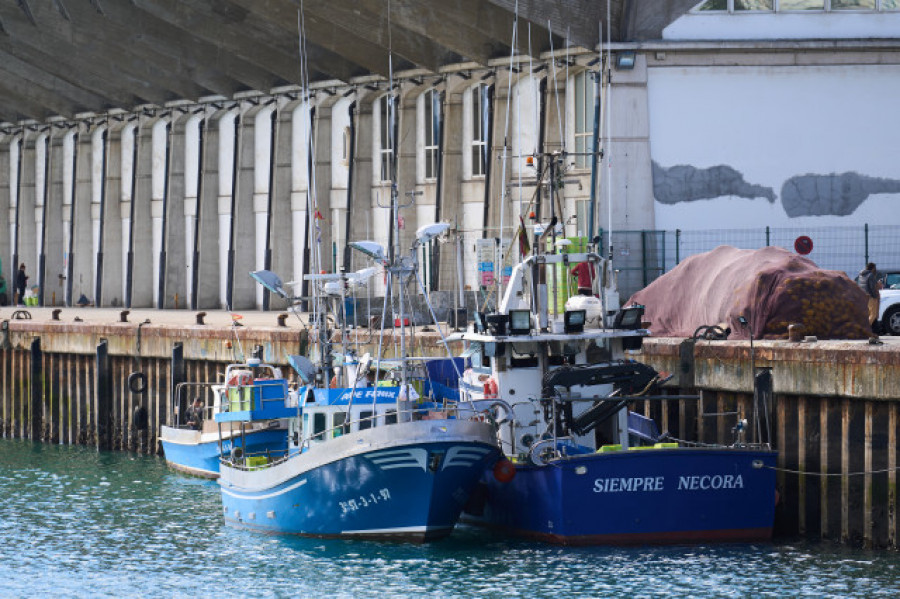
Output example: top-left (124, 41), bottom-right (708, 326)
top-left (564, 309), bottom-right (586, 334)
top-left (349, 240), bottom-right (386, 262)
top-left (414, 222), bottom-right (450, 247)
top-left (554, 239), bottom-right (572, 249)
top-left (613, 304), bottom-right (645, 330)
top-left (287, 355), bottom-right (316, 384)
top-left (250, 269), bottom-right (289, 299)
top-left (508, 309), bottom-right (532, 335)
top-left (348, 266), bottom-right (378, 286)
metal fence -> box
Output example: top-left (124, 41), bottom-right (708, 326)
top-left (600, 224), bottom-right (900, 300)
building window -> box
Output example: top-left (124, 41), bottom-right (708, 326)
top-left (696, 0), bottom-right (891, 10)
top-left (780, 0), bottom-right (825, 9)
top-left (471, 83), bottom-right (489, 177)
top-left (342, 126), bottom-right (351, 165)
top-left (573, 71), bottom-right (595, 170)
top-left (422, 89), bottom-right (440, 181)
top-left (377, 95), bottom-right (394, 183)
top-left (575, 199), bottom-right (590, 238)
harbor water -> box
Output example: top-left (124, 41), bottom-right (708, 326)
top-left (2, 439), bottom-right (899, 598)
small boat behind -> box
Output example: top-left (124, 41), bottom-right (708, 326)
top-left (159, 363), bottom-right (288, 479)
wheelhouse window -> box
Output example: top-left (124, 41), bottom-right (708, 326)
top-left (313, 412), bottom-right (326, 438)
top-left (573, 71), bottom-right (595, 170)
top-left (333, 412), bottom-right (346, 437)
top-left (471, 83), bottom-right (489, 177)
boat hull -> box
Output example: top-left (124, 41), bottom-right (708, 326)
top-left (218, 419), bottom-right (499, 541)
top-left (160, 425), bottom-right (287, 479)
top-left (465, 448), bottom-right (777, 545)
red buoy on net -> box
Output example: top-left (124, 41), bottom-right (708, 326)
top-left (493, 459), bottom-right (516, 483)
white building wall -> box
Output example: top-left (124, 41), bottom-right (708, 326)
top-left (664, 11), bottom-right (900, 41)
top-left (647, 64), bottom-right (900, 231)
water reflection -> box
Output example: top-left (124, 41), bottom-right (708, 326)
top-left (2, 440), bottom-right (899, 597)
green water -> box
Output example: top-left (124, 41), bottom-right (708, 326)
top-left (1, 439), bottom-right (899, 598)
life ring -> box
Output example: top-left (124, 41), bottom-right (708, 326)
top-left (492, 459), bottom-right (516, 483)
top-left (482, 377), bottom-right (499, 399)
top-left (128, 372), bottom-right (147, 394)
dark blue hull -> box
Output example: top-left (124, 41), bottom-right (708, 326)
top-left (218, 421), bottom-right (499, 541)
top-left (466, 448), bottom-right (777, 545)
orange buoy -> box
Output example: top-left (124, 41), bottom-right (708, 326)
top-left (493, 459), bottom-right (516, 483)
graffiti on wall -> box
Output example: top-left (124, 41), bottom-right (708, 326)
top-left (653, 162), bottom-right (900, 218)
top-left (652, 162), bottom-right (776, 205)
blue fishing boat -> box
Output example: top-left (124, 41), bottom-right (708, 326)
top-left (159, 367), bottom-right (288, 479)
top-left (217, 377), bottom-right (498, 540)
top-left (452, 248), bottom-right (777, 545)
top-left (216, 213), bottom-right (500, 540)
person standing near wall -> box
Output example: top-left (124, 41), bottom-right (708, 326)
top-left (857, 262), bottom-right (882, 333)
top-left (15, 264), bottom-right (28, 307)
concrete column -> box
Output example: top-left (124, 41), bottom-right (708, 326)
top-left (71, 131), bottom-right (94, 304)
top-left (8, 138), bottom-right (20, 285)
top-left (120, 124), bottom-right (135, 304)
top-left (370, 95), bottom-right (392, 295)
top-left (330, 97), bottom-right (352, 271)
top-left (90, 127), bottom-right (106, 299)
top-left (291, 103), bottom-right (311, 295)
top-left (129, 124), bottom-right (154, 308)
top-left (269, 101), bottom-right (294, 309)
top-left (34, 133), bottom-right (47, 277)
top-left (183, 115), bottom-right (201, 304)
top-left (150, 120), bottom-right (168, 308)
top-left (217, 110), bottom-right (237, 309)
top-left (253, 105), bottom-right (274, 308)
top-left (0, 134), bottom-right (9, 299)
top-left (61, 132), bottom-right (74, 302)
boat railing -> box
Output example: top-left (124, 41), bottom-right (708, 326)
top-left (503, 394), bottom-right (771, 458)
top-left (301, 403), bottom-right (467, 448)
top-left (221, 447), bottom-right (292, 471)
top-left (172, 381), bottom-right (222, 428)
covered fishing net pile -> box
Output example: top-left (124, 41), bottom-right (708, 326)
top-left (626, 245), bottom-right (871, 340)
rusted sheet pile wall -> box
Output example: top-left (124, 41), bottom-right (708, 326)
top-left (639, 337), bottom-right (900, 548)
top-left (0, 319), bottom-right (308, 453)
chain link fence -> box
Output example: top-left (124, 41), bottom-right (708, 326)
top-left (600, 224), bottom-right (900, 300)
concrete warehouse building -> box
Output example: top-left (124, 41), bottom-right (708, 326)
top-left (0, 1), bottom-right (898, 310)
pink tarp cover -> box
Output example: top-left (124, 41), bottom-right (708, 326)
top-left (626, 246), bottom-right (870, 340)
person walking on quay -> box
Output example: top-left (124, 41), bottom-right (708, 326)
top-left (857, 262), bottom-right (882, 333)
top-left (15, 263), bottom-right (28, 306)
